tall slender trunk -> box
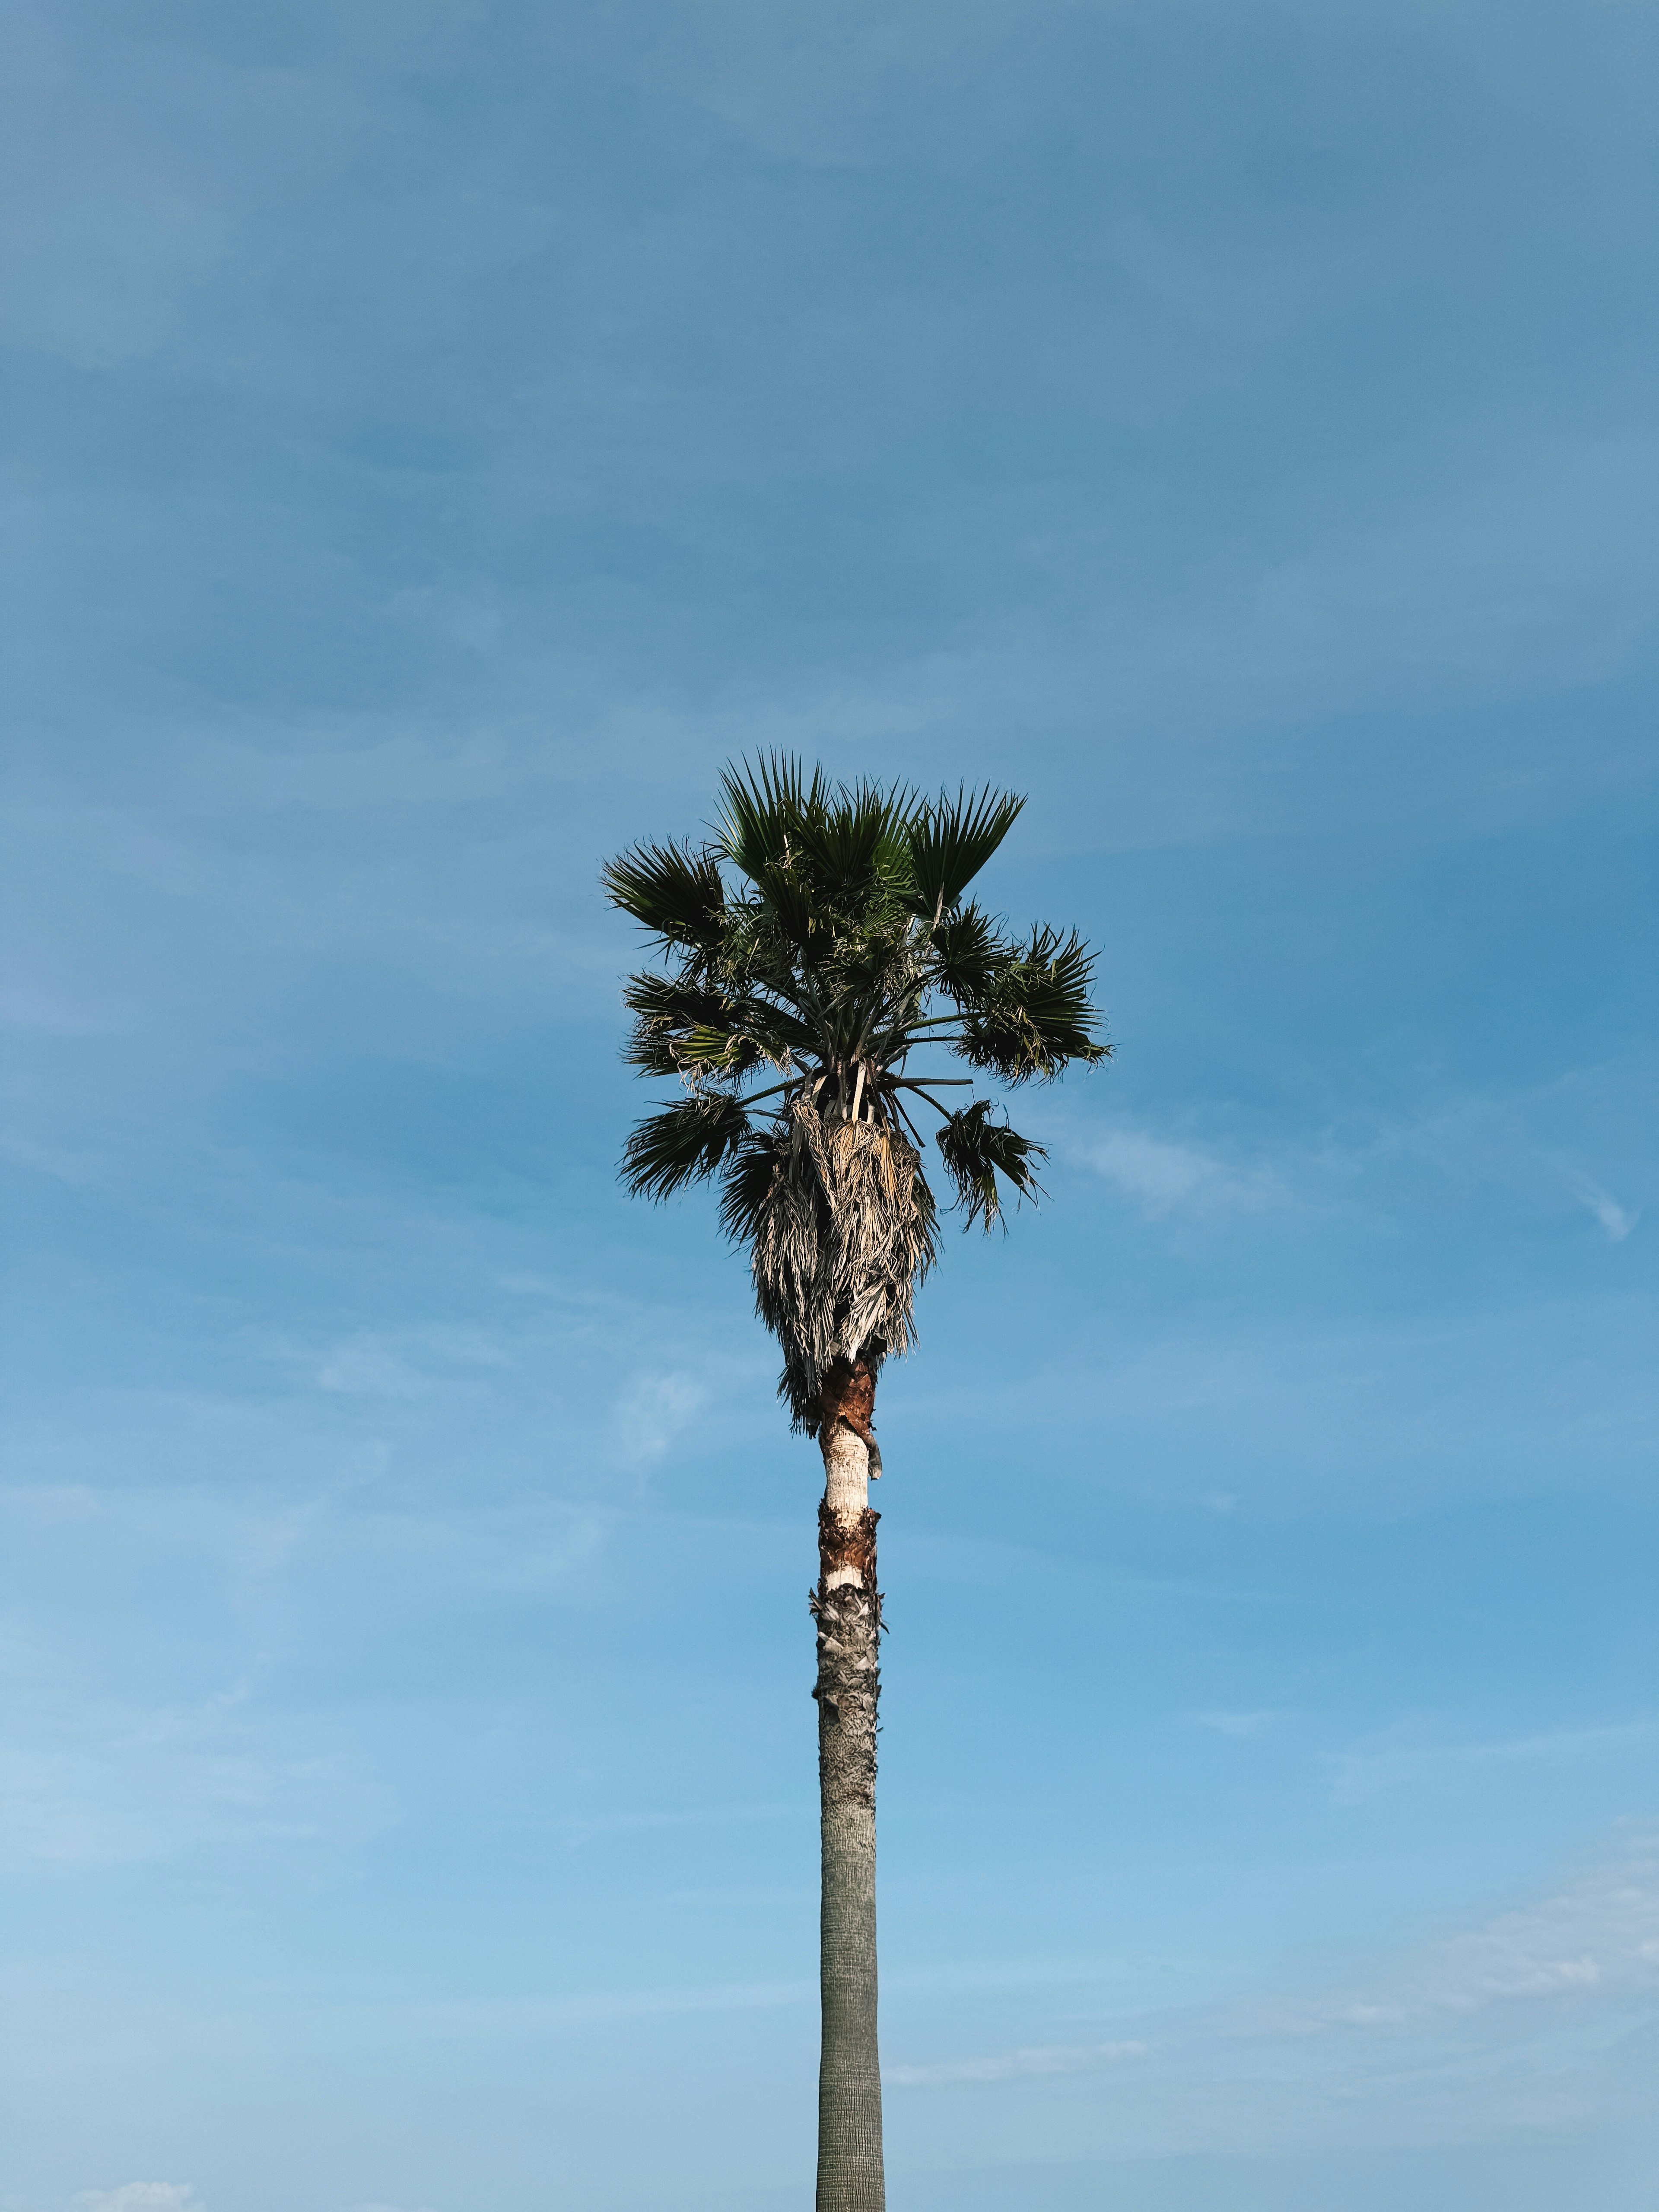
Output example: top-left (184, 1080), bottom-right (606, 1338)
top-left (813, 1358), bottom-right (885, 2212)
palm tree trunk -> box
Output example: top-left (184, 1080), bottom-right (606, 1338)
top-left (813, 1358), bottom-right (885, 2212)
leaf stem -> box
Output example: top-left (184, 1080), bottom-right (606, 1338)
top-left (737, 1077), bottom-right (801, 1107)
top-left (892, 1082), bottom-right (957, 1119)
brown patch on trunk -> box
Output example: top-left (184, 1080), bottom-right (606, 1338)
top-left (820, 1354), bottom-right (882, 1476)
top-left (818, 1500), bottom-right (880, 1591)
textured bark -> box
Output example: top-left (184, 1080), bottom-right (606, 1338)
top-left (820, 1352), bottom-right (883, 1477)
top-left (814, 1376), bottom-right (885, 2212)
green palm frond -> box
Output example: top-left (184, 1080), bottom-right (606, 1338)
top-left (749, 858), bottom-right (828, 954)
top-left (934, 1099), bottom-right (1047, 1231)
top-left (621, 1025), bottom-right (690, 1077)
top-left (621, 972), bottom-right (734, 1030)
top-left (900, 785), bottom-right (1025, 922)
top-left (955, 925), bottom-right (1109, 1083)
top-left (715, 755), bottom-right (826, 877)
top-left (620, 1094), bottom-right (752, 1201)
top-left (602, 839), bottom-right (727, 953)
top-left (926, 900), bottom-right (1012, 1008)
top-left (790, 779), bottom-right (916, 898)
top-left (622, 974), bottom-right (785, 1081)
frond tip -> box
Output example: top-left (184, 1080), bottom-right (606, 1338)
top-left (900, 785), bottom-right (1025, 921)
top-left (620, 1094), bottom-right (751, 1201)
top-left (602, 839), bottom-right (727, 952)
top-left (954, 925), bottom-right (1111, 1083)
top-left (934, 1099), bottom-right (1047, 1232)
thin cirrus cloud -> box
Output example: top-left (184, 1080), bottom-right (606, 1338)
top-left (555, 1800), bottom-right (793, 1850)
top-left (1061, 1126), bottom-right (1281, 1219)
top-left (1246, 1821), bottom-right (1659, 2035)
top-left (887, 2039), bottom-right (1150, 2088)
top-left (884, 1826), bottom-right (1659, 2143)
top-left (1331, 1717), bottom-right (1659, 1808)
top-left (1577, 1183), bottom-right (1640, 1243)
top-left (1193, 1709), bottom-right (1282, 1741)
top-left (610, 1369), bottom-right (711, 1470)
top-left (1060, 1084), bottom-right (1650, 1246)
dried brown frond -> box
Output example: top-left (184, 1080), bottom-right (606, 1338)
top-left (747, 1099), bottom-right (939, 1430)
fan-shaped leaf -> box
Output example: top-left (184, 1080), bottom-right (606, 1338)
top-left (790, 779), bottom-right (917, 896)
top-left (715, 755), bottom-right (826, 877)
top-left (927, 900), bottom-right (1014, 1008)
top-left (620, 1095), bottom-right (752, 1201)
top-left (954, 925), bottom-right (1109, 1082)
top-left (900, 786), bottom-right (1025, 920)
top-left (750, 860), bottom-right (829, 954)
top-left (602, 840), bottom-right (726, 950)
top-left (934, 1099), bottom-right (1047, 1231)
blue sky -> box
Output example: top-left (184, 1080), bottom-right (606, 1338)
top-left (3, 3), bottom-right (1656, 2207)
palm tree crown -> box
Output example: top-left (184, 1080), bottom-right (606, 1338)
top-left (604, 757), bottom-right (1109, 1431)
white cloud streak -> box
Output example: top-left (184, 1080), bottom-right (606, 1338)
top-left (1053, 1067), bottom-right (1651, 1248)
top-left (556, 1801), bottom-right (793, 1849)
top-left (1332, 1719), bottom-right (1659, 1806)
top-left (611, 1370), bottom-right (710, 1470)
top-left (1576, 1183), bottom-right (1640, 1243)
top-left (887, 2038), bottom-right (1148, 2087)
top-left (1253, 1824), bottom-right (1659, 2032)
top-left (886, 1827), bottom-right (1659, 2145)
top-left (1063, 1127), bottom-right (1281, 1218)
top-left (1194, 1709), bottom-right (1282, 1740)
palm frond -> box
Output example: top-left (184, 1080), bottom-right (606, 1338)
top-left (934, 1099), bottom-right (1047, 1231)
top-left (926, 900), bottom-right (1013, 1009)
top-left (621, 1026), bottom-right (690, 1078)
top-left (790, 779), bottom-right (917, 898)
top-left (602, 838), bottom-right (727, 954)
top-left (900, 785), bottom-right (1025, 922)
top-left (622, 973), bottom-right (795, 1081)
top-left (749, 858), bottom-right (830, 955)
top-left (621, 972), bottom-right (734, 1029)
top-left (718, 1125), bottom-right (788, 1246)
top-left (620, 1094), bottom-right (752, 1201)
top-left (953, 925), bottom-right (1109, 1082)
top-left (715, 754), bottom-right (826, 878)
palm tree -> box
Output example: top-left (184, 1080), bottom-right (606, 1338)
top-left (604, 759), bottom-right (1109, 2212)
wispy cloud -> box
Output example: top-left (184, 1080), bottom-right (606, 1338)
top-left (1332, 1718), bottom-right (1659, 1806)
top-left (1062, 1126), bottom-right (1281, 1219)
top-left (317, 1325), bottom-right (513, 1398)
top-left (556, 1801), bottom-right (792, 1849)
top-left (887, 2038), bottom-right (1147, 2087)
top-left (0, 1721), bottom-right (388, 1872)
top-left (1251, 1823), bottom-right (1659, 2033)
top-left (884, 1827), bottom-right (1659, 2143)
top-left (386, 1978), bottom-right (815, 2034)
top-left (611, 1370), bottom-right (710, 1469)
top-left (1053, 1072), bottom-right (1651, 1251)
top-left (1576, 1182), bottom-right (1640, 1242)
top-left (1316, 1081), bottom-right (1653, 1244)
top-left (1193, 1709), bottom-right (1282, 1740)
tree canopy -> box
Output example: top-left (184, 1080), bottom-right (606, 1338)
top-left (604, 757), bottom-right (1109, 1427)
